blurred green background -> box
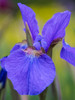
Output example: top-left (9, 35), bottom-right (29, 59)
top-left (0, 0), bottom-right (75, 100)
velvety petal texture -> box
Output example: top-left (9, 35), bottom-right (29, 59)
top-left (42, 11), bottom-right (71, 50)
top-left (18, 3), bottom-right (39, 40)
top-left (5, 50), bottom-right (56, 95)
top-left (60, 39), bottom-right (75, 66)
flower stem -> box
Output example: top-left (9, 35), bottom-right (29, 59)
top-left (47, 47), bottom-right (62, 100)
top-left (51, 80), bottom-right (58, 100)
top-left (55, 74), bottom-right (62, 100)
top-left (0, 89), bottom-right (6, 100)
top-left (39, 88), bottom-right (48, 100)
top-left (0, 78), bottom-right (7, 100)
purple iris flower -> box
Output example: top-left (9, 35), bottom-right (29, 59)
top-left (0, 3), bottom-right (74, 95)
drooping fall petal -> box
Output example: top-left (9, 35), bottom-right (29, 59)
top-left (60, 39), bottom-right (75, 66)
top-left (5, 49), bottom-right (56, 95)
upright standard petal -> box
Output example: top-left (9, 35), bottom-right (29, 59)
top-left (60, 39), bottom-right (75, 66)
top-left (42, 11), bottom-right (71, 50)
top-left (5, 49), bottom-right (56, 95)
top-left (18, 3), bottom-right (39, 40)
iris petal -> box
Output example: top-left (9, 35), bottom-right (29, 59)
top-left (5, 50), bottom-right (56, 95)
top-left (29, 54), bottom-right (56, 95)
top-left (41, 39), bottom-right (47, 51)
top-left (34, 35), bottom-right (47, 51)
top-left (34, 35), bottom-right (42, 42)
top-left (18, 3), bottom-right (39, 40)
top-left (0, 57), bottom-right (7, 69)
top-left (10, 43), bottom-right (28, 53)
top-left (60, 39), bottom-right (75, 66)
top-left (10, 44), bottom-right (21, 53)
top-left (42, 11), bottom-right (71, 50)
top-left (33, 42), bottom-right (41, 50)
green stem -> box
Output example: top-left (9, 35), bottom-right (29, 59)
top-left (47, 48), bottom-right (57, 99)
top-left (39, 88), bottom-right (48, 100)
top-left (51, 81), bottom-right (58, 100)
top-left (0, 91), bottom-right (2, 100)
top-left (0, 77), bottom-right (7, 100)
top-left (55, 74), bottom-right (62, 100)
top-left (47, 47), bottom-right (62, 100)
top-left (47, 47), bottom-right (52, 58)
top-left (0, 89), bottom-right (6, 100)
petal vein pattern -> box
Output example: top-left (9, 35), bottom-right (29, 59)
top-left (42, 11), bottom-right (71, 50)
top-left (5, 50), bottom-right (56, 95)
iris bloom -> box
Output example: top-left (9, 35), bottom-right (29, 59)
top-left (0, 3), bottom-right (75, 95)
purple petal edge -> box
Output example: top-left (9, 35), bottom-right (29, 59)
top-left (17, 3), bottom-right (39, 40)
top-left (5, 49), bottom-right (56, 95)
top-left (10, 43), bottom-right (28, 53)
top-left (60, 39), bottom-right (75, 66)
top-left (0, 57), bottom-right (7, 69)
top-left (10, 44), bottom-right (21, 53)
top-left (42, 11), bottom-right (71, 50)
